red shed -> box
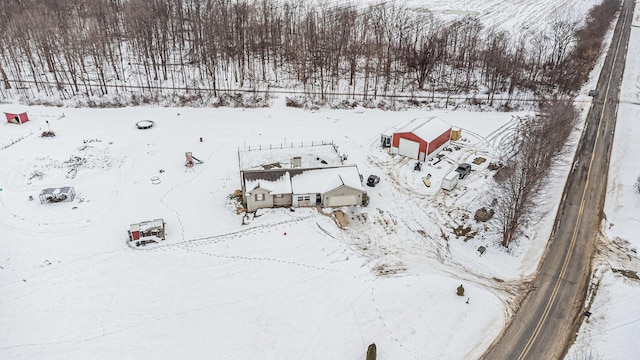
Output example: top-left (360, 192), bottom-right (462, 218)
top-left (390, 117), bottom-right (452, 161)
top-left (4, 112), bottom-right (29, 124)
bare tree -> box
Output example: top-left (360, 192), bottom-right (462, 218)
top-left (491, 99), bottom-right (579, 247)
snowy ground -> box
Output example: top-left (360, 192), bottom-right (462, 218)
top-left (566, 3), bottom-right (640, 359)
top-left (0, 101), bottom-right (533, 359)
top-left (354, 0), bottom-right (599, 31)
top-left (2, 1), bottom-right (634, 359)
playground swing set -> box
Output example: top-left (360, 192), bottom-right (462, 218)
top-left (184, 152), bottom-right (203, 171)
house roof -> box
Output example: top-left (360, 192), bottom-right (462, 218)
top-left (394, 117), bottom-right (451, 142)
top-left (243, 169), bottom-right (297, 195)
top-left (291, 165), bottom-right (364, 194)
top-left (243, 166), bottom-right (364, 195)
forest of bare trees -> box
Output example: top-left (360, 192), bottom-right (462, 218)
top-left (0, 0), bottom-right (621, 107)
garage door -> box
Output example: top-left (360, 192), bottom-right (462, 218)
top-left (326, 195), bottom-right (357, 207)
top-left (398, 138), bottom-right (420, 159)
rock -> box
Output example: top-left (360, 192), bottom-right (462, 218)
top-left (475, 207), bottom-right (494, 222)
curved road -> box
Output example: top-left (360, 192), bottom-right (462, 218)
top-left (481, 0), bottom-right (635, 359)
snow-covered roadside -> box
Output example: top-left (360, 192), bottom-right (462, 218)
top-left (566, 3), bottom-right (640, 358)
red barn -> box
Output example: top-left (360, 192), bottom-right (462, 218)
top-left (4, 112), bottom-right (29, 124)
top-left (390, 117), bottom-right (452, 161)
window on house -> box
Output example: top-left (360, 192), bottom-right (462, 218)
top-left (304, 196), bottom-right (311, 201)
top-left (255, 193), bottom-right (265, 201)
top-left (297, 196), bottom-right (304, 202)
top-left (275, 194), bottom-right (283, 198)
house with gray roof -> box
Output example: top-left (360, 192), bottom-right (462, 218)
top-left (241, 165), bottom-right (364, 212)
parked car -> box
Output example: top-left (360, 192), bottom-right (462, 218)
top-left (455, 163), bottom-right (471, 179)
top-left (588, 89), bottom-right (597, 97)
top-left (366, 175), bottom-right (380, 187)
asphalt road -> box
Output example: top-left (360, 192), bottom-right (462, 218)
top-left (480, 1), bottom-right (635, 359)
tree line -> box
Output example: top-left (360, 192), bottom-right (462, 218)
top-left (0, 0), bottom-right (621, 106)
top-left (488, 0), bottom-right (620, 247)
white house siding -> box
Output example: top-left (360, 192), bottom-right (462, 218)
top-left (247, 188), bottom-right (274, 212)
top-left (293, 193), bottom-right (316, 207)
top-left (272, 193), bottom-right (292, 207)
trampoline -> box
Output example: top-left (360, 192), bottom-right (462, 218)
top-left (136, 120), bottom-right (155, 129)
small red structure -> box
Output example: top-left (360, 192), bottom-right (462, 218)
top-left (4, 112), bottom-right (29, 124)
top-left (128, 219), bottom-right (165, 245)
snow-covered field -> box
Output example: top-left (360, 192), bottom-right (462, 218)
top-left (356, 0), bottom-right (598, 31)
top-left (3, 1), bottom-right (637, 359)
top-left (0, 101), bottom-right (531, 359)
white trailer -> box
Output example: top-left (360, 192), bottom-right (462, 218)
top-left (441, 171), bottom-right (459, 191)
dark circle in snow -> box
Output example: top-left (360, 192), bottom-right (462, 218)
top-left (136, 120), bottom-right (155, 129)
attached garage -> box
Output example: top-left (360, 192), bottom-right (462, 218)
top-left (325, 194), bottom-right (358, 207)
top-left (390, 117), bottom-right (452, 160)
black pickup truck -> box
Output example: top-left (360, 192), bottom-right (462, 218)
top-left (455, 163), bottom-right (471, 179)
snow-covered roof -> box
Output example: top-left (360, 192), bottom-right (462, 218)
top-left (243, 166), bottom-right (364, 195)
top-left (381, 118), bottom-right (414, 137)
top-left (39, 187), bottom-right (74, 196)
top-left (243, 170), bottom-right (293, 195)
top-left (130, 219), bottom-right (164, 232)
top-left (394, 117), bottom-right (451, 142)
top-left (291, 166), bottom-right (364, 194)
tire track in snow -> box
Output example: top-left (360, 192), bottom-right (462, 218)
top-left (360, 134), bottom-right (529, 304)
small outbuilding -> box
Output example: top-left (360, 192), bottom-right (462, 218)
top-left (128, 219), bottom-right (165, 244)
top-left (390, 117), bottom-right (452, 161)
top-left (39, 187), bottom-right (76, 204)
top-left (4, 112), bottom-right (29, 125)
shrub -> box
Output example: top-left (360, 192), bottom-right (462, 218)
top-left (366, 343), bottom-right (377, 360)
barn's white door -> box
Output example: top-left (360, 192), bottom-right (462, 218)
top-left (398, 138), bottom-right (420, 159)
top-left (326, 195), bottom-right (357, 207)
